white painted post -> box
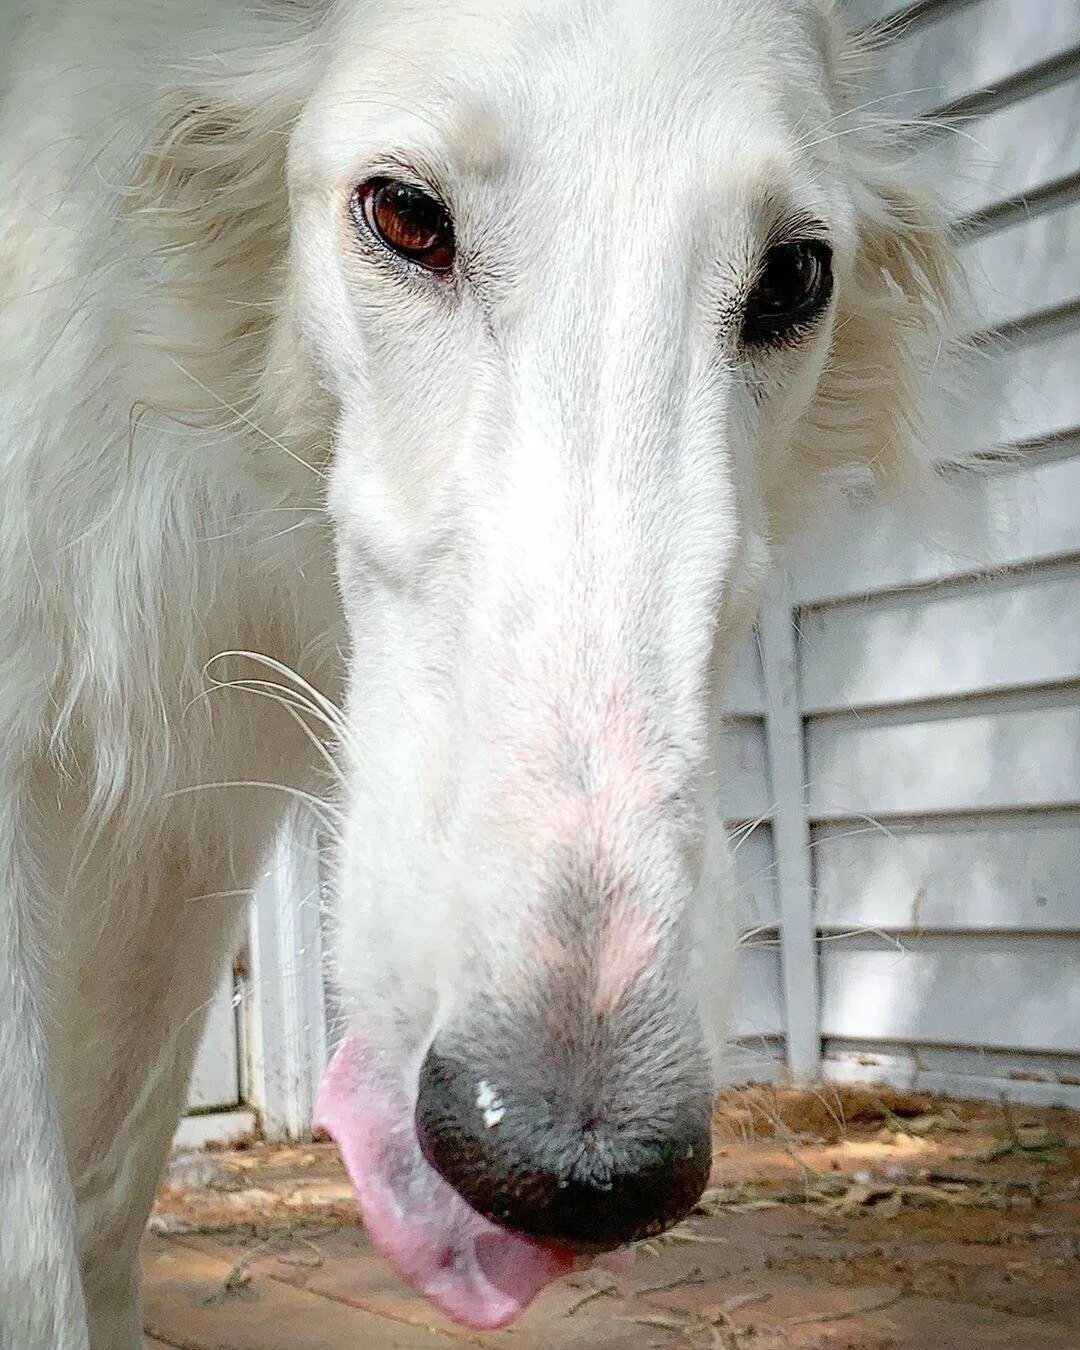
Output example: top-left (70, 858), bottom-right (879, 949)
top-left (245, 807), bottom-right (329, 1139)
top-left (758, 580), bottom-right (821, 1082)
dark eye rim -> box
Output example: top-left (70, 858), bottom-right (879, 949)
top-left (349, 176), bottom-right (456, 274)
top-left (742, 239), bottom-right (834, 346)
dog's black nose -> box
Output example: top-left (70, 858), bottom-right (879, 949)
top-left (415, 1045), bottom-right (712, 1251)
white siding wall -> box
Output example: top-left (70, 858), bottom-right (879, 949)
top-left (186, 966), bottom-right (241, 1112)
top-left (803, 0), bottom-right (1080, 1106)
top-left (717, 0), bottom-right (1080, 1104)
top-left (720, 633), bottom-right (789, 1083)
top-left (187, 0), bottom-right (1080, 1132)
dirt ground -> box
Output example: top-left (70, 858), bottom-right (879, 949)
top-left (143, 1087), bottom-right (1080, 1349)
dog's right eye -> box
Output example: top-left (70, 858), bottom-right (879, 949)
top-left (351, 178), bottom-right (456, 273)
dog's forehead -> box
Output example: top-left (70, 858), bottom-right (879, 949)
top-left (342, 0), bottom-right (817, 80)
top-left (308, 0), bottom-right (833, 185)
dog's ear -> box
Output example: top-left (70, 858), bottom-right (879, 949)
top-left (795, 0), bottom-right (964, 501)
top-left (812, 169), bottom-right (959, 493)
top-left (123, 6), bottom-right (330, 461)
top-left (127, 0), bottom-right (329, 267)
top-left (127, 89), bottom-right (291, 383)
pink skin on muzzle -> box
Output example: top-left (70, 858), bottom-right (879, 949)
top-left (315, 1037), bottom-right (633, 1329)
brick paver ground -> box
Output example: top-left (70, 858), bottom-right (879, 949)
top-left (142, 1088), bottom-right (1080, 1349)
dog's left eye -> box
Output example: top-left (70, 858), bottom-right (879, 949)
top-left (352, 178), bottom-right (456, 272)
top-left (742, 240), bottom-right (833, 344)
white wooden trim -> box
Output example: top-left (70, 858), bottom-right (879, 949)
top-left (823, 1055), bottom-right (1080, 1111)
top-left (733, 822), bottom-right (779, 930)
top-left (716, 1037), bottom-right (788, 1087)
top-left (877, 0), bottom-right (1080, 118)
top-left (172, 1108), bottom-right (257, 1151)
top-left (716, 718), bottom-right (773, 821)
top-left (961, 197), bottom-right (1080, 329)
top-left (844, 0), bottom-right (913, 29)
top-left (724, 633), bottom-right (768, 717)
top-left (732, 947), bottom-right (785, 1038)
top-left (806, 705), bottom-right (1080, 819)
top-left (818, 938), bottom-right (1080, 1053)
top-left (245, 809), bottom-right (329, 1139)
top-left (919, 78), bottom-right (1080, 220)
top-left (794, 454), bottom-right (1080, 606)
top-left (185, 964), bottom-right (241, 1112)
top-left (813, 813), bottom-right (1080, 932)
top-left (758, 586), bottom-right (821, 1081)
top-left (799, 567), bottom-right (1080, 715)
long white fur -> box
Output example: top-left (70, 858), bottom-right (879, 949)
top-left (0, 1), bottom-right (956, 1344)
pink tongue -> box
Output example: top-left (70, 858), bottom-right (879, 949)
top-left (315, 1037), bottom-right (581, 1330)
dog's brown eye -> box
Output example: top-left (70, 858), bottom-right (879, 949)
top-left (353, 178), bottom-right (456, 272)
top-left (743, 240), bottom-right (833, 344)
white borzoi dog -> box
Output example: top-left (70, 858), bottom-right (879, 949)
top-left (0, 0), bottom-right (956, 1343)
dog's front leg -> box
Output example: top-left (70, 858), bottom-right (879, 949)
top-left (60, 848), bottom-right (252, 1350)
top-left (0, 815), bottom-right (91, 1349)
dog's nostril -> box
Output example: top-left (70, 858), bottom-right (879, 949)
top-left (415, 1045), bottom-right (712, 1252)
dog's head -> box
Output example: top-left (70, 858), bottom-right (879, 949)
top-left (142, 0), bottom-right (955, 1328)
